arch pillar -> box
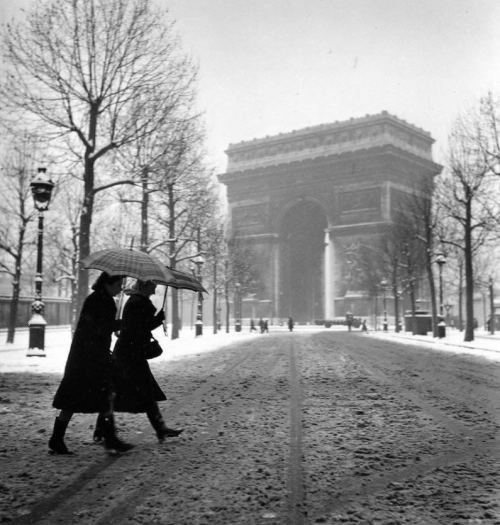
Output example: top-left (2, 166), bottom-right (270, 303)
top-left (271, 237), bottom-right (280, 320)
top-left (324, 228), bottom-right (335, 319)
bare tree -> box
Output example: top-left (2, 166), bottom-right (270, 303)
top-left (1, 0), bottom-right (198, 315)
top-left (204, 221), bottom-right (227, 334)
top-left (0, 135), bottom-right (37, 342)
top-left (397, 177), bottom-right (442, 337)
top-left (152, 146), bottom-right (217, 339)
top-left (439, 113), bottom-right (498, 341)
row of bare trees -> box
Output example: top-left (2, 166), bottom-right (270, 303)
top-left (0, 0), bottom-right (251, 342)
top-left (344, 95), bottom-right (500, 342)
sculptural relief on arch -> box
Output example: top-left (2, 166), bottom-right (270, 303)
top-left (218, 112), bottom-right (442, 323)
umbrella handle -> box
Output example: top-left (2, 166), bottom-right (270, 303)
top-left (162, 286), bottom-right (168, 336)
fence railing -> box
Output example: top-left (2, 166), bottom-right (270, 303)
top-left (0, 296), bottom-right (71, 329)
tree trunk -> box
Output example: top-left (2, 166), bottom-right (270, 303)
top-left (167, 183), bottom-right (180, 340)
top-left (426, 257), bottom-right (438, 337)
top-left (213, 261), bottom-right (217, 334)
top-left (6, 221), bottom-right (27, 343)
top-left (458, 261), bottom-right (463, 331)
top-left (391, 267), bottom-right (400, 333)
top-left (6, 279), bottom-right (20, 343)
top-left (464, 201), bottom-right (474, 342)
top-left (140, 167), bottom-right (149, 252)
top-left (76, 155), bottom-right (95, 319)
top-left (225, 261), bottom-right (230, 333)
top-left (171, 288), bottom-right (179, 339)
top-left (409, 282), bottom-right (417, 335)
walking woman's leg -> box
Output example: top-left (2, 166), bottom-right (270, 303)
top-left (101, 392), bottom-right (134, 455)
top-left (48, 410), bottom-right (74, 455)
top-left (146, 402), bottom-right (183, 442)
top-left (93, 413), bottom-right (106, 443)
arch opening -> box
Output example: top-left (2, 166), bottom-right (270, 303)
top-left (279, 201), bottom-right (327, 323)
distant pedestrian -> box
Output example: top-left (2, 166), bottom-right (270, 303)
top-left (112, 279), bottom-right (183, 442)
top-left (259, 318), bottom-right (265, 334)
top-left (250, 318), bottom-right (257, 332)
top-left (49, 272), bottom-right (134, 456)
top-left (361, 319), bottom-right (368, 333)
top-left (263, 319), bottom-right (269, 333)
top-left (288, 317), bottom-right (294, 332)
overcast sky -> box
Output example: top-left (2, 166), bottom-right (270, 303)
top-left (2, 0), bottom-right (500, 173)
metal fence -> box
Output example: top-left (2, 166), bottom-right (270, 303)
top-left (0, 296), bottom-right (71, 329)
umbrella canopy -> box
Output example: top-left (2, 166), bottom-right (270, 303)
top-left (81, 248), bottom-right (175, 285)
top-left (167, 267), bottom-right (207, 293)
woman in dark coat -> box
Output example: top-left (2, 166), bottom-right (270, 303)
top-left (49, 272), bottom-right (134, 456)
top-left (113, 279), bottom-right (183, 441)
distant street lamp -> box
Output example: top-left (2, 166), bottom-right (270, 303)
top-left (436, 254), bottom-right (446, 317)
top-left (192, 255), bottom-right (205, 336)
top-left (436, 254), bottom-right (447, 338)
top-left (27, 167), bottom-right (55, 357)
top-left (380, 278), bottom-right (388, 331)
top-left (235, 282), bottom-right (241, 332)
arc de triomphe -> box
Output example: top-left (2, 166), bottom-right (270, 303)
top-left (218, 111), bottom-right (442, 322)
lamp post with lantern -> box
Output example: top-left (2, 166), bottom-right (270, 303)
top-left (436, 254), bottom-right (447, 338)
top-left (235, 282), bottom-right (242, 332)
top-left (193, 255), bottom-right (205, 336)
top-left (380, 278), bottom-right (388, 331)
top-left (27, 167), bottom-right (55, 357)
top-left (435, 254), bottom-right (446, 316)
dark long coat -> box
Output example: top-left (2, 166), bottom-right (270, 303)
top-left (112, 293), bottom-right (166, 413)
top-left (53, 289), bottom-right (119, 413)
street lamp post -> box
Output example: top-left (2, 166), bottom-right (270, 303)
top-left (436, 254), bottom-right (447, 338)
top-left (235, 282), bottom-right (241, 332)
top-left (436, 254), bottom-right (446, 317)
top-left (193, 255), bottom-right (205, 336)
top-left (27, 167), bottom-right (55, 357)
top-left (380, 278), bottom-right (388, 331)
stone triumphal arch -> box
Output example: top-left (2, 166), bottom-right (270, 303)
top-left (218, 112), bottom-right (442, 323)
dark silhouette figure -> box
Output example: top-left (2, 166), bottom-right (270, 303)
top-left (112, 279), bottom-right (183, 442)
top-left (263, 319), bottom-right (269, 333)
top-left (288, 317), bottom-right (294, 332)
top-left (361, 319), bottom-right (368, 333)
top-left (259, 318), bottom-right (265, 334)
top-left (250, 318), bottom-right (257, 332)
top-left (49, 272), bottom-right (134, 456)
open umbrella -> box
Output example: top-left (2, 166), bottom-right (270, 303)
top-left (166, 267), bottom-right (207, 293)
top-left (81, 248), bottom-right (175, 285)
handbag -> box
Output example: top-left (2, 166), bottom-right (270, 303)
top-left (142, 336), bottom-right (163, 360)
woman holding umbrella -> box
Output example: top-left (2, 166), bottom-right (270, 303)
top-left (49, 272), bottom-right (134, 456)
top-left (112, 279), bottom-right (183, 442)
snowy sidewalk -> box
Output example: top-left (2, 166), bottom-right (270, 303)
top-left (367, 326), bottom-right (500, 361)
top-left (1, 323), bottom-right (500, 375)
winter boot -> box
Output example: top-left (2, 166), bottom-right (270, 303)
top-left (48, 417), bottom-right (74, 455)
top-left (147, 409), bottom-right (183, 442)
top-left (93, 413), bottom-right (106, 443)
top-left (101, 415), bottom-right (134, 456)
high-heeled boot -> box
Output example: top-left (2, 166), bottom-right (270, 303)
top-left (101, 414), bottom-right (135, 455)
top-left (48, 417), bottom-right (74, 455)
top-left (146, 409), bottom-right (183, 442)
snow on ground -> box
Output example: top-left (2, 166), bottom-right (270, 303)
top-left (1, 323), bottom-right (499, 375)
